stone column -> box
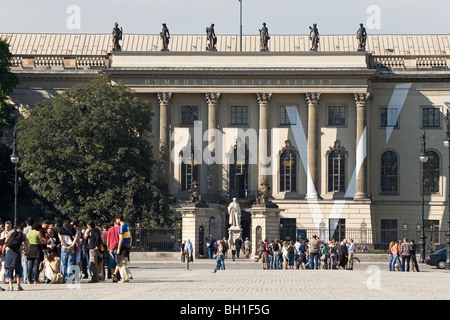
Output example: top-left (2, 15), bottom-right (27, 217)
top-left (305, 93), bottom-right (321, 199)
top-left (157, 92), bottom-right (173, 185)
top-left (256, 93), bottom-right (272, 188)
top-left (354, 92), bottom-right (370, 199)
top-left (205, 93), bottom-right (221, 197)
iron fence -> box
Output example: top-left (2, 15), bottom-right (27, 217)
top-left (130, 228), bottom-right (182, 252)
top-left (128, 227), bottom-right (448, 253)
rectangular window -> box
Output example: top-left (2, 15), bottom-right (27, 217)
top-left (381, 108), bottom-right (399, 127)
top-left (279, 218), bottom-right (297, 242)
top-left (328, 106), bottom-right (346, 126)
top-left (230, 106), bottom-right (248, 125)
top-left (422, 108), bottom-right (441, 128)
top-left (181, 106), bottom-right (199, 126)
top-left (329, 219), bottom-right (345, 242)
top-left (279, 106), bottom-right (297, 125)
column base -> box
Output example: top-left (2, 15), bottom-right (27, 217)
top-left (353, 192), bottom-right (369, 200)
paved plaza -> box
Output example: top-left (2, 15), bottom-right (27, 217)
top-left (2, 255), bottom-right (449, 301)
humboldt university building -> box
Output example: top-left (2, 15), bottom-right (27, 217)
top-left (3, 30), bottom-right (450, 251)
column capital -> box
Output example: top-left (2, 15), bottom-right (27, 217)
top-left (305, 92), bottom-right (321, 106)
top-left (157, 92), bottom-right (173, 105)
top-left (205, 92), bottom-right (222, 105)
top-left (354, 92), bottom-right (371, 107)
top-left (256, 92), bottom-right (272, 105)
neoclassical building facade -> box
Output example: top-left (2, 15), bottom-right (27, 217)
top-left (3, 32), bottom-right (450, 249)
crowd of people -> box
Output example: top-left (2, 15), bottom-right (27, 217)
top-left (0, 214), bottom-right (133, 291)
top-left (254, 235), bottom-right (356, 271)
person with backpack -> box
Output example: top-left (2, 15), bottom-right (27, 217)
top-left (4, 225), bottom-right (29, 291)
top-left (261, 239), bottom-right (269, 270)
top-left (287, 241), bottom-right (295, 269)
top-left (272, 240), bottom-right (280, 269)
top-left (84, 220), bottom-right (102, 283)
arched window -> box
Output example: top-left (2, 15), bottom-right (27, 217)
top-left (327, 141), bottom-right (346, 193)
top-left (380, 151), bottom-right (398, 194)
top-left (279, 140), bottom-right (297, 192)
top-left (424, 151), bottom-right (439, 193)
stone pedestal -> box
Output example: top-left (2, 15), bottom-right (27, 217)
top-left (246, 203), bottom-right (284, 259)
top-left (228, 226), bottom-right (242, 246)
top-left (176, 204), bottom-right (214, 259)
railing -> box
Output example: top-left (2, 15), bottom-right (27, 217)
top-left (128, 227), bottom-right (448, 254)
top-left (9, 54), bottom-right (109, 69)
top-left (130, 228), bottom-right (182, 252)
top-left (371, 55), bottom-right (448, 70)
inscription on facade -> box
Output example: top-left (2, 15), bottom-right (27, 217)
top-left (142, 78), bottom-right (337, 86)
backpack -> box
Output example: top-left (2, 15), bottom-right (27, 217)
top-left (272, 243), bottom-right (279, 252)
top-left (7, 231), bottom-right (22, 252)
top-left (288, 245), bottom-right (294, 254)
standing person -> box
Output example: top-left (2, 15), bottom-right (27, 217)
top-left (26, 223), bottom-right (45, 284)
top-left (329, 241), bottom-right (337, 269)
top-left (388, 241), bottom-right (395, 271)
top-left (106, 221), bottom-right (120, 280)
top-left (287, 241), bottom-right (295, 269)
top-left (84, 220), bottom-right (101, 283)
top-left (0, 221), bottom-right (13, 283)
top-left (231, 242), bottom-right (237, 261)
top-left (244, 237), bottom-right (251, 259)
top-left (391, 241), bottom-right (402, 271)
top-left (337, 241), bottom-right (348, 270)
top-left (181, 240), bottom-right (186, 263)
top-left (71, 221), bottom-right (83, 280)
top-left (347, 239), bottom-right (355, 270)
top-left (272, 240), bottom-right (280, 269)
top-left (400, 238), bottom-right (412, 272)
top-left (4, 225), bottom-right (28, 291)
top-left (321, 243), bottom-right (329, 270)
top-left (294, 238), bottom-right (301, 266)
top-left (410, 240), bottom-right (420, 272)
top-left (213, 240), bottom-right (225, 272)
top-left (222, 237), bottom-right (228, 259)
top-left (113, 214), bottom-right (133, 283)
top-left (296, 240), bottom-right (307, 269)
top-left (261, 239), bottom-right (270, 270)
top-left (309, 234), bottom-right (321, 270)
top-left (184, 239), bottom-right (194, 270)
top-left (22, 218), bottom-right (33, 284)
top-left (58, 220), bottom-right (78, 283)
top-left (234, 236), bottom-right (242, 259)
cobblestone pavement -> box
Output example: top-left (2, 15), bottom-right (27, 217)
top-left (2, 257), bottom-right (449, 302)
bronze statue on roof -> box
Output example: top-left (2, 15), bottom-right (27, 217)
top-left (112, 22), bottom-right (123, 51)
top-left (206, 24), bottom-right (217, 51)
top-left (160, 23), bottom-right (170, 51)
top-left (356, 23), bottom-right (367, 51)
top-left (309, 23), bottom-right (319, 51)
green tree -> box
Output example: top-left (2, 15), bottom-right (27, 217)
top-left (0, 38), bottom-right (19, 131)
top-left (0, 37), bottom-right (20, 221)
top-left (17, 76), bottom-right (176, 227)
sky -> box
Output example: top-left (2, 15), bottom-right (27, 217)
top-left (0, 0), bottom-right (449, 35)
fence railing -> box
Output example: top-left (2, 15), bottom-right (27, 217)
top-left (129, 227), bottom-right (449, 253)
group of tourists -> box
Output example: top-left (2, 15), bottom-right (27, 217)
top-left (0, 214), bottom-right (133, 291)
top-left (388, 238), bottom-right (420, 272)
top-left (255, 235), bottom-right (356, 271)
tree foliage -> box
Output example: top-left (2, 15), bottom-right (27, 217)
top-left (0, 38), bottom-right (19, 131)
top-left (17, 76), bottom-right (176, 227)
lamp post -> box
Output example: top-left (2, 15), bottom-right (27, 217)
top-left (10, 130), bottom-right (19, 229)
top-left (419, 130), bottom-right (429, 263)
top-left (443, 110), bottom-right (450, 269)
